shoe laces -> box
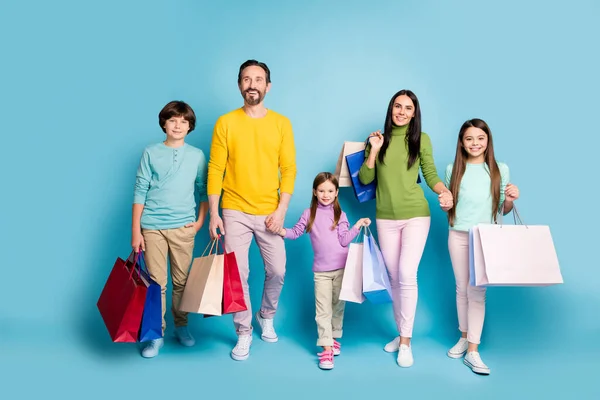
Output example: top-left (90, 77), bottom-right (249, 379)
top-left (262, 318), bottom-right (275, 335)
top-left (452, 338), bottom-right (467, 351)
top-left (333, 340), bottom-right (341, 350)
top-left (469, 352), bottom-right (485, 366)
top-left (236, 335), bottom-right (251, 350)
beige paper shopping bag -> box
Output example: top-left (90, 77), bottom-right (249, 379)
top-left (334, 141), bottom-right (366, 187)
top-left (179, 240), bottom-right (224, 315)
top-left (339, 241), bottom-right (366, 303)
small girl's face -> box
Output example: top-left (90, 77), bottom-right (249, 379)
top-left (462, 127), bottom-right (488, 161)
top-left (314, 180), bottom-right (338, 206)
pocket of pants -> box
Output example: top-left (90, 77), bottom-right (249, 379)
top-left (178, 225), bottom-right (196, 239)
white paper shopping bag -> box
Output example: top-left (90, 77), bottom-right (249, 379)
top-left (470, 206), bottom-right (563, 286)
top-left (339, 242), bottom-right (365, 303)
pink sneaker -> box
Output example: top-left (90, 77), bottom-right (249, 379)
top-left (318, 350), bottom-right (334, 370)
top-left (333, 340), bottom-right (341, 356)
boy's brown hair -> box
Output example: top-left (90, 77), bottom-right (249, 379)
top-left (158, 101), bottom-right (196, 133)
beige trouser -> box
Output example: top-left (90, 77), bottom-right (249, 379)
top-left (314, 269), bottom-right (345, 347)
top-left (142, 225), bottom-right (196, 333)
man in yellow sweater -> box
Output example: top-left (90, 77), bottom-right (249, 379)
top-left (207, 59), bottom-right (297, 361)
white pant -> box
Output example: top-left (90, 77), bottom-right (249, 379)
top-left (448, 230), bottom-right (486, 344)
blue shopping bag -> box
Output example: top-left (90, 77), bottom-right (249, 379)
top-left (344, 137), bottom-right (422, 203)
top-left (346, 150), bottom-right (377, 203)
top-left (362, 228), bottom-right (393, 304)
top-left (134, 252), bottom-right (163, 342)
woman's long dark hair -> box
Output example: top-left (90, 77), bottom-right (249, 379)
top-left (306, 172), bottom-right (342, 233)
top-left (378, 89), bottom-right (422, 169)
top-left (448, 118), bottom-right (501, 227)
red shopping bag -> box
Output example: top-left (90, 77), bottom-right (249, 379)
top-left (222, 245), bottom-right (247, 314)
top-left (97, 251), bottom-right (148, 342)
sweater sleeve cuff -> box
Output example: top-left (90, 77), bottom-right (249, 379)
top-left (206, 183), bottom-right (222, 196)
top-left (133, 194), bottom-right (146, 205)
top-left (349, 226), bottom-right (361, 241)
top-left (427, 176), bottom-right (442, 191)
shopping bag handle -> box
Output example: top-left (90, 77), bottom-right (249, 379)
top-left (496, 203), bottom-right (526, 228)
top-left (199, 238), bottom-right (219, 257)
top-left (126, 250), bottom-right (143, 280)
top-left (365, 129), bottom-right (385, 144)
top-left (364, 226), bottom-right (383, 246)
top-left (216, 236), bottom-right (226, 254)
top-left (137, 251), bottom-right (149, 275)
top-left (351, 226), bottom-right (366, 243)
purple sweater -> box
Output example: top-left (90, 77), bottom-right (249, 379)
top-left (284, 203), bottom-right (360, 272)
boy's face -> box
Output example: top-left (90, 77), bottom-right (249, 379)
top-left (163, 116), bottom-right (190, 141)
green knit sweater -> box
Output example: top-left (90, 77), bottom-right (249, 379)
top-left (358, 125), bottom-right (442, 220)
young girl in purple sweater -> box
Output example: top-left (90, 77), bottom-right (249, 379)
top-left (278, 172), bottom-right (371, 370)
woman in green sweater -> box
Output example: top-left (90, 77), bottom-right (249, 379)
top-left (358, 89), bottom-right (453, 368)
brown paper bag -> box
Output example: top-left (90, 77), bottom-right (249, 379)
top-left (179, 239), bottom-right (224, 316)
top-left (334, 141), bottom-right (366, 187)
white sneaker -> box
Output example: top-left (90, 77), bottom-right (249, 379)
top-left (384, 336), bottom-right (400, 353)
top-left (231, 334), bottom-right (252, 361)
top-left (464, 351), bottom-right (490, 375)
top-left (447, 337), bottom-right (468, 359)
top-left (255, 312), bottom-right (278, 342)
top-left (397, 344), bottom-right (414, 367)
top-left (141, 338), bottom-right (164, 358)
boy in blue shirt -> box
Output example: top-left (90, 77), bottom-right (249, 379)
top-left (132, 101), bottom-right (208, 358)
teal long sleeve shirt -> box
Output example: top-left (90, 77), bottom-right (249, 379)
top-left (134, 142), bottom-right (208, 230)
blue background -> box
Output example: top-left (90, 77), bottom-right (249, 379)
top-left (1, 0), bottom-right (598, 398)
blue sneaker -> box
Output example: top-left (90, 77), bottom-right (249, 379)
top-left (141, 338), bottom-right (164, 358)
top-left (175, 326), bottom-right (195, 347)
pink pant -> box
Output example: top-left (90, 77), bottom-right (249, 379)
top-left (448, 230), bottom-right (486, 344)
top-left (376, 217), bottom-right (430, 338)
top-left (222, 209), bottom-right (286, 336)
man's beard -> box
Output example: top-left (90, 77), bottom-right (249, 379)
top-left (243, 89), bottom-right (265, 105)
